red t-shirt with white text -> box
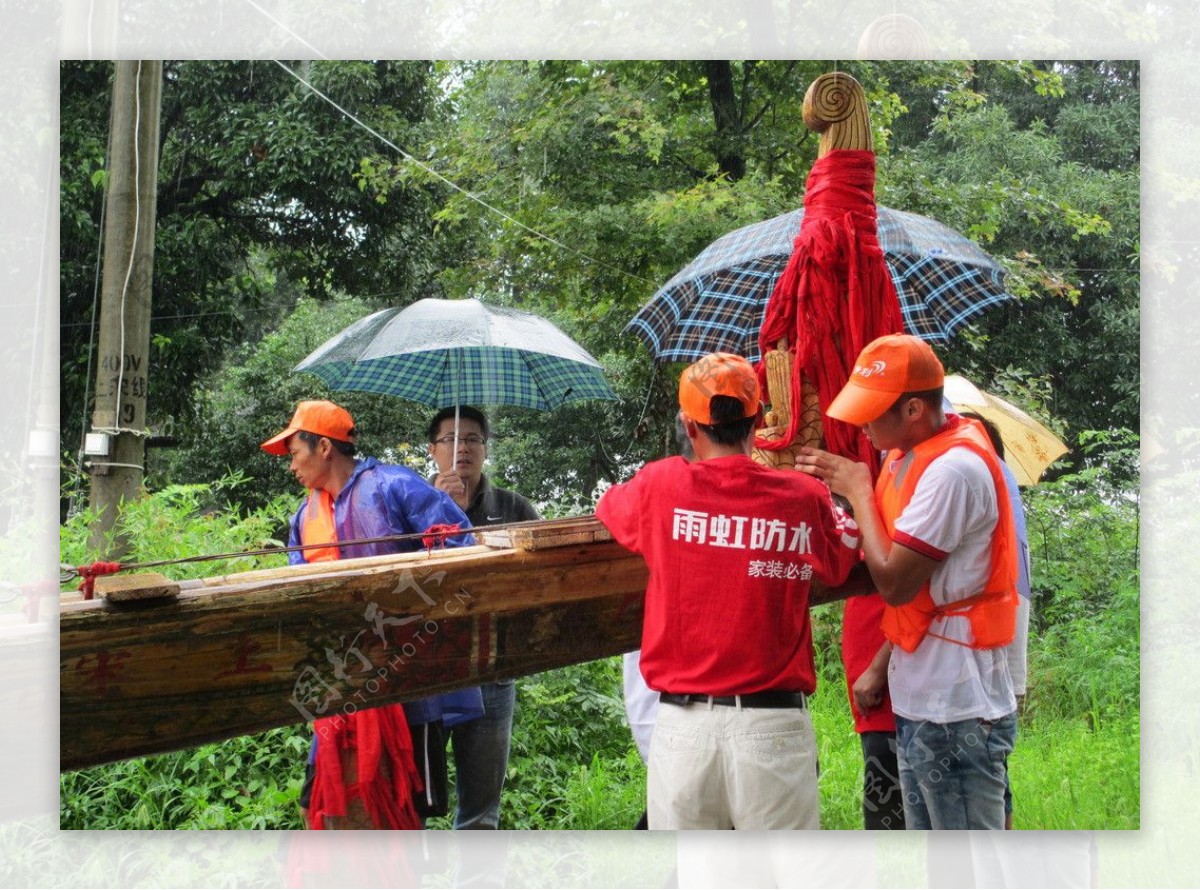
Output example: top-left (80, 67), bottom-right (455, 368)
top-left (596, 454), bottom-right (860, 696)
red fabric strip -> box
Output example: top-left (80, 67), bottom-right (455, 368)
top-left (756, 150), bottom-right (904, 473)
top-left (307, 705), bottom-right (423, 830)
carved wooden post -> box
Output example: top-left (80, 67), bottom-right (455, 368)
top-left (753, 72), bottom-right (872, 469)
top-left (804, 71), bottom-right (873, 156)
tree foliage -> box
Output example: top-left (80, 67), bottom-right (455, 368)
top-left (60, 60), bottom-right (453, 470)
top-left (880, 61), bottom-right (1140, 438)
top-left (60, 60), bottom-right (1140, 513)
top-left (389, 60), bottom-right (1137, 494)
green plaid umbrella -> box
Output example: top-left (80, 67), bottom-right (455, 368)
top-left (295, 297), bottom-right (616, 411)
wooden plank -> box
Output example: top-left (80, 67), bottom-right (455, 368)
top-left (475, 515), bottom-right (613, 551)
top-left (95, 571), bottom-right (180, 602)
top-left (59, 516), bottom-right (863, 771)
top-left (60, 521), bottom-right (649, 771)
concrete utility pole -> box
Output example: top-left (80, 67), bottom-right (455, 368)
top-left (86, 61), bottom-right (162, 555)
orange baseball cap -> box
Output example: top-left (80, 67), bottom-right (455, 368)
top-left (260, 400), bottom-right (357, 455)
top-left (678, 352), bottom-right (761, 424)
top-left (826, 334), bottom-right (945, 425)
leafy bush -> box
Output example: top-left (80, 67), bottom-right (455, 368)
top-left (61, 471), bottom-right (295, 580)
top-left (60, 726), bottom-right (309, 830)
top-left (483, 657), bottom-right (644, 830)
top-left (1020, 429), bottom-right (1139, 727)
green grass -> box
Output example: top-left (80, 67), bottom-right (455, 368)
top-left (60, 662), bottom-right (1138, 831)
top-left (1007, 713), bottom-right (1139, 830)
top-left (811, 685), bottom-right (868, 830)
top-left (807, 680), bottom-right (1139, 831)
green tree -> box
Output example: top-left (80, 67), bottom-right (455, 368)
top-left (879, 61), bottom-right (1139, 447)
top-left (153, 293), bottom-right (437, 513)
top-left (60, 60), bottom-right (453, 488)
top-left (360, 61), bottom-right (887, 498)
top-left (62, 61), bottom-right (1140, 508)
top-left (364, 60), bottom-right (1138, 498)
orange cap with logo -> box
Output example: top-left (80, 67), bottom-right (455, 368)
top-left (826, 334), bottom-right (944, 426)
top-left (678, 352), bottom-right (761, 424)
top-left (260, 400), bottom-right (357, 456)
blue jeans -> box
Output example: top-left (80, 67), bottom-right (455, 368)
top-left (449, 679), bottom-right (516, 829)
top-left (894, 711), bottom-right (1016, 830)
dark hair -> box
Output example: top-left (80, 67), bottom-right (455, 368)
top-left (883, 387), bottom-right (945, 418)
top-left (959, 411), bottom-right (1005, 460)
top-left (695, 395), bottom-right (757, 446)
top-left (296, 429), bottom-right (357, 457)
top-left (427, 405), bottom-right (489, 442)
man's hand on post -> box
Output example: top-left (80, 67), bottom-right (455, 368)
top-left (794, 446), bottom-right (874, 505)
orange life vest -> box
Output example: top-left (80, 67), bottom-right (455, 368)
top-left (300, 488), bottom-right (341, 562)
top-left (877, 415), bottom-right (1018, 653)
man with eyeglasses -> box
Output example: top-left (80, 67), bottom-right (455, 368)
top-left (427, 405), bottom-right (540, 829)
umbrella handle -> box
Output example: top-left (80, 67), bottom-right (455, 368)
top-left (451, 356), bottom-right (460, 472)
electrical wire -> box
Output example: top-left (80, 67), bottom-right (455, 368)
top-left (60, 517), bottom-right (553, 584)
top-left (70, 78), bottom-right (115, 516)
top-left (270, 60), bottom-right (656, 290)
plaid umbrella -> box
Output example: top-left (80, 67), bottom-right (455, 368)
top-left (628, 205), bottom-right (1015, 363)
top-left (295, 298), bottom-right (616, 410)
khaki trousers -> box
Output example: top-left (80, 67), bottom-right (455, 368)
top-left (647, 700), bottom-right (820, 830)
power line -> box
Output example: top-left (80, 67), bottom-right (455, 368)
top-left (270, 60), bottom-right (657, 290)
top-left (61, 287), bottom-right (417, 330)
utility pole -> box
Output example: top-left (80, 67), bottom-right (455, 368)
top-left (86, 61), bottom-right (162, 556)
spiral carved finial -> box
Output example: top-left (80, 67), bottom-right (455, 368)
top-left (856, 14), bottom-right (932, 60)
top-left (803, 72), bottom-right (872, 156)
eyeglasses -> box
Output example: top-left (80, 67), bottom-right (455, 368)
top-left (433, 435), bottom-right (486, 447)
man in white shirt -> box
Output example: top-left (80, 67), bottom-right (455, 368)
top-left (797, 334), bottom-right (1019, 830)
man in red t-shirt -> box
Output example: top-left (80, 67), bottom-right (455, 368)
top-left (596, 352), bottom-right (862, 829)
top-left (842, 593), bottom-right (907, 829)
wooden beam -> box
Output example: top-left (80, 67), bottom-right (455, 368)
top-left (803, 71), bottom-right (872, 157)
top-left (60, 519), bottom-right (648, 771)
top-left (60, 516), bottom-right (862, 772)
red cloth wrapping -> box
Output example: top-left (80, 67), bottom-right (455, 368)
top-left (422, 522), bottom-right (461, 551)
top-left (756, 149), bottom-right (904, 473)
top-left (77, 561), bottom-right (122, 600)
top-left (307, 704), bottom-right (424, 830)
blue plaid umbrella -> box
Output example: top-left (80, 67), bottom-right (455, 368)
top-left (295, 298), bottom-right (616, 411)
top-left (628, 206), bottom-right (1016, 363)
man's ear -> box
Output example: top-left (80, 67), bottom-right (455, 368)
top-left (681, 413), bottom-right (700, 441)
